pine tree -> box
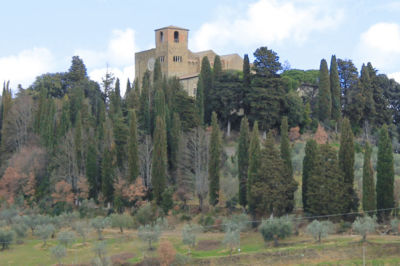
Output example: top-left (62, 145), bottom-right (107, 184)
top-left (338, 117), bottom-right (358, 215)
top-left (68, 56), bottom-right (87, 82)
top-left (280, 116), bottom-right (296, 212)
top-left (152, 116), bottom-right (168, 205)
top-left (169, 112), bottom-right (181, 174)
top-left (376, 125), bottom-right (394, 220)
top-left (209, 112), bottom-right (221, 206)
top-left (363, 142), bottom-right (376, 215)
top-left (302, 139), bottom-right (318, 213)
top-left (247, 121), bottom-right (261, 216)
top-left (238, 117), bottom-right (250, 208)
top-left (127, 110), bottom-right (139, 182)
top-left (307, 144), bottom-right (344, 217)
top-left (330, 55), bottom-right (341, 122)
top-left (317, 59), bottom-right (331, 122)
top-left (213, 55), bottom-right (222, 80)
top-left (200, 57), bottom-right (213, 124)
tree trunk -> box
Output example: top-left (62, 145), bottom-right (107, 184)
top-left (273, 235), bottom-right (278, 247)
top-left (199, 195), bottom-right (203, 212)
top-left (227, 120), bottom-right (231, 137)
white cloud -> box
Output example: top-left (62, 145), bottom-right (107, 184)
top-left (388, 72), bottom-right (400, 83)
top-left (356, 22), bottom-right (400, 71)
top-left (0, 47), bottom-right (55, 89)
top-left (190, 0), bottom-right (343, 52)
top-left (74, 28), bottom-right (137, 95)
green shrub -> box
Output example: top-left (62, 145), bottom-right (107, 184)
top-left (11, 223), bottom-right (28, 244)
top-left (306, 220), bottom-right (334, 242)
top-left (35, 224), bottom-right (55, 247)
top-left (199, 215), bottom-right (215, 232)
top-left (91, 217), bottom-right (111, 240)
top-left (138, 224), bottom-right (162, 250)
top-left (352, 215), bottom-right (376, 242)
top-left (0, 230), bottom-right (14, 250)
top-left (110, 213), bottom-right (132, 233)
top-left (134, 203), bottom-right (160, 227)
top-left (57, 230), bottom-right (75, 247)
top-left (50, 245), bottom-right (66, 265)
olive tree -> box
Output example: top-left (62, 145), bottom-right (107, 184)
top-left (223, 222), bottom-right (240, 256)
top-left (182, 224), bottom-right (202, 251)
top-left (92, 241), bottom-right (111, 266)
top-left (57, 230), bottom-right (75, 247)
top-left (110, 213), bottom-right (132, 233)
top-left (51, 245), bottom-right (66, 265)
top-left (0, 230), bottom-right (14, 250)
top-left (352, 215), bottom-right (376, 242)
top-left (259, 217), bottom-right (292, 246)
top-left (35, 224), bottom-right (55, 247)
top-left (11, 223), bottom-right (28, 244)
top-left (138, 224), bottom-right (161, 250)
top-left (391, 218), bottom-right (400, 235)
top-left (306, 220), bottom-right (334, 242)
top-left (91, 217), bottom-right (111, 240)
top-left (72, 220), bottom-right (91, 245)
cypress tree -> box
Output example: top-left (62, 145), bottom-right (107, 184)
top-left (330, 55), bottom-right (341, 122)
top-left (307, 144), bottom-right (344, 217)
top-left (213, 55), bottom-right (222, 80)
top-left (154, 89), bottom-right (166, 126)
top-left (139, 71), bottom-right (151, 135)
top-left (360, 64), bottom-right (375, 127)
top-left (238, 116), bottom-right (250, 208)
top-left (127, 110), bottom-right (139, 182)
top-left (209, 112), bottom-right (222, 206)
top-left (243, 54), bottom-right (251, 114)
top-left (75, 111), bottom-right (83, 172)
top-left (195, 76), bottom-right (204, 125)
top-left (113, 114), bottom-right (128, 170)
top-left (169, 112), bottom-right (181, 174)
top-left (101, 146), bottom-right (114, 204)
top-left (280, 116), bottom-right (296, 212)
top-left (153, 58), bottom-right (162, 83)
top-left (247, 121), bottom-right (261, 216)
top-left (338, 117), bottom-right (358, 215)
top-left (376, 125), bottom-right (394, 220)
top-left (363, 142), bottom-right (376, 215)
top-left (302, 139), bottom-right (318, 213)
top-left (317, 59), bottom-right (331, 122)
top-left (57, 95), bottom-right (71, 139)
top-left (200, 57), bottom-right (213, 124)
top-left (152, 116), bottom-right (168, 205)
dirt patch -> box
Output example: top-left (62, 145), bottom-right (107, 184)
top-left (111, 252), bottom-right (135, 265)
top-left (196, 240), bottom-right (221, 251)
top-left (134, 257), bottom-right (160, 266)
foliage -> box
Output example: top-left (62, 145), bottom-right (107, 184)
top-left (92, 241), bottom-right (111, 266)
top-left (0, 229), bottom-right (14, 250)
top-left (152, 116), bottom-right (168, 205)
top-left (317, 59), bottom-right (331, 121)
top-left (57, 230), bottom-right (75, 247)
top-left (91, 216), bottom-right (111, 240)
top-left (35, 224), bottom-right (55, 246)
top-left (72, 220), bottom-right (91, 244)
top-left (209, 112), bottom-right (222, 206)
top-left (363, 142), bottom-right (376, 215)
top-left (306, 220), bottom-right (334, 242)
top-left (247, 121), bottom-right (261, 217)
top-left (11, 222), bottom-right (28, 243)
top-left (330, 55), bottom-right (341, 122)
top-left (352, 215), bottom-right (376, 242)
top-left (252, 46), bottom-right (282, 78)
top-left (110, 213), bottom-right (132, 233)
top-left (376, 125), bottom-right (394, 221)
top-left (259, 217), bottom-right (292, 246)
top-left (135, 203), bottom-right (160, 226)
top-left (182, 224), bottom-right (202, 248)
top-left (138, 223), bottom-right (162, 250)
top-left (51, 245), bottom-right (67, 265)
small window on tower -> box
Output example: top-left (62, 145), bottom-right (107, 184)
top-left (174, 31), bottom-right (179, 43)
top-left (159, 56), bottom-right (165, 62)
top-left (160, 32), bottom-right (164, 42)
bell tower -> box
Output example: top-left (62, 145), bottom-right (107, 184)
top-left (154, 26), bottom-right (189, 78)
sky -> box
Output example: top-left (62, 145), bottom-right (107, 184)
top-left (1, 0), bottom-right (400, 95)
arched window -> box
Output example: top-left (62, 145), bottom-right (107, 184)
top-left (160, 32), bottom-right (164, 42)
top-left (174, 31), bottom-right (179, 43)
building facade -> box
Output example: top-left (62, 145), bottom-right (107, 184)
top-left (135, 26), bottom-right (243, 96)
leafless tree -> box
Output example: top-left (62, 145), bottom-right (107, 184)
top-left (179, 127), bottom-right (209, 211)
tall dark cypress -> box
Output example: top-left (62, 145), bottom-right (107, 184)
top-left (152, 116), bottom-right (168, 205)
top-left (128, 110), bottom-right (139, 182)
top-left (317, 59), bottom-right (331, 122)
top-left (247, 121), bottom-right (261, 216)
top-left (330, 55), bottom-right (341, 122)
top-left (243, 54), bottom-right (251, 114)
top-left (362, 142), bottom-right (376, 215)
top-left (86, 141), bottom-right (98, 199)
top-left (75, 111), bottom-right (83, 172)
top-left (139, 71), bottom-right (151, 135)
top-left (153, 58), bottom-right (162, 83)
top-left (338, 117), bottom-right (358, 214)
top-left (213, 55), bottom-right (222, 80)
top-left (238, 117), bottom-right (250, 208)
top-left (169, 112), bottom-right (181, 174)
top-left (209, 112), bottom-right (221, 206)
top-left (200, 57), bottom-right (213, 124)
top-left (196, 76), bottom-right (205, 125)
top-left (376, 125), bottom-right (394, 220)
top-left (302, 139), bottom-right (318, 213)
top-left (360, 64), bottom-right (375, 127)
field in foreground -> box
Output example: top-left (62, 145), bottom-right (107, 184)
top-left (1, 226), bottom-right (400, 266)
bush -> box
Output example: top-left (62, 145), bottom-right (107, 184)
top-left (224, 213), bottom-right (251, 232)
top-left (138, 224), bottom-right (162, 250)
top-left (0, 230), bottom-right (14, 250)
top-left (306, 220), bottom-right (334, 242)
top-left (182, 224), bottom-right (202, 249)
top-left (172, 253), bottom-right (190, 266)
top-left (57, 230), bottom-right (75, 247)
top-left (135, 203), bottom-right (160, 227)
top-left (259, 217), bottom-right (292, 246)
top-left (352, 215), bottom-right (376, 242)
top-left (158, 240), bottom-right (176, 266)
top-left (35, 224), bottom-right (55, 247)
top-left (223, 225), bottom-right (240, 256)
top-left (11, 223), bottom-right (28, 244)
top-left (0, 208), bottom-right (18, 225)
top-left (91, 216), bottom-right (111, 240)
top-left (199, 215), bottom-right (215, 232)
top-left (92, 241), bottom-right (111, 266)
top-left (161, 188), bottom-right (174, 215)
top-left (50, 245), bottom-right (66, 265)
top-left (110, 213), bottom-right (132, 233)
top-left (336, 221), bottom-right (352, 234)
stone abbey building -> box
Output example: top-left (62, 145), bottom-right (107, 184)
top-left (135, 26), bottom-right (243, 96)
